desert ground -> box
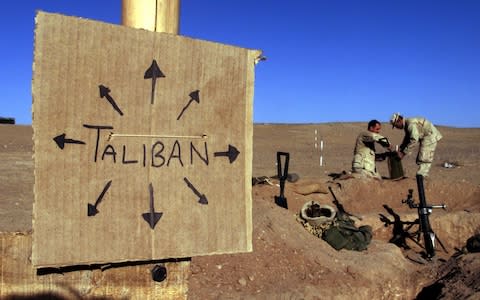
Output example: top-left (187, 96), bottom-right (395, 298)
top-left (1, 122), bottom-right (479, 299)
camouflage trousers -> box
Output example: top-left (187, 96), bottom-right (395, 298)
top-left (352, 152), bottom-right (381, 179)
top-left (416, 141), bottom-right (438, 176)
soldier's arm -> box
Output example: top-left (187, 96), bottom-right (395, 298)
top-left (399, 123), bottom-right (419, 154)
top-left (372, 133), bottom-right (391, 149)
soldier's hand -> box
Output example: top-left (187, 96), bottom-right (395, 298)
top-left (397, 151), bottom-right (405, 159)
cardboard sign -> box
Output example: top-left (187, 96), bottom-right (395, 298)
top-left (32, 12), bottom-right (260, 267)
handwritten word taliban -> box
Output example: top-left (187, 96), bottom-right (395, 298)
top-left (83, 124), bottom-right (209, 167)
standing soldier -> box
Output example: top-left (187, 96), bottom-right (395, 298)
top-left (390, 113), bottom-right (442, 177)
top-left (352, 120), bottom-right (392, 179)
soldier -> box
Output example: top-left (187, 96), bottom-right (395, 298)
top-left (352, 120), bottom-right (391, 179)
top-left (390, 113), bottom-right (442, 177)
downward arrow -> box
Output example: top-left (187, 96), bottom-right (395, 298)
top-left (214, 145), bottom-right (240, 163)
top-left (142, 183), bottom-right (163, 229)
top-left (87, 180), bottom-right (112, 217)
top-left (144, 60), bottom-right (166, 104)
top-left (184, 177), bottom-right (208, 205)
top-left (53, 133), bottom-right (85, 150)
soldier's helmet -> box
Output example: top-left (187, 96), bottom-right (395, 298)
top-left (390, 113), bottom-right (402, 128)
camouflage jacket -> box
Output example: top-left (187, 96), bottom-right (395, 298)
top-left (353, 131), bottom-right (390, 157)
top-left (352, 131), bottom-right (390, 172)
top-left (399, 117), bottom-right (443, 154)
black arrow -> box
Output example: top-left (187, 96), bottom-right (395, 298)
top-left (183, 177), bottom-right (208, 205)
top-left (53, 133), bottom-right (86, 149)
top-left (214, 144), bottom-right (240, 163)
top-left (87, 180), bottom-right (112, 217)
top-left (142, 183), bottom-right (163, 229)
top-left (177, 90), bottom-right (200, 120)
top-left (99, 85), bottom-right (124, 116)
top-left (144, 59), bottom-right (166, 104)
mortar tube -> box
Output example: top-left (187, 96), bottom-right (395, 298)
top-left (416, 174), bottom-right (435, 258)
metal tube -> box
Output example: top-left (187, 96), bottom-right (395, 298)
top-left (416, 174), bottom-right (435, 258)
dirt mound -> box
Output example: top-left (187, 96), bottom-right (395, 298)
top-left (417, 252), bottom-right (480, 299)
top-left (188, 176), bottom-right (480, 299)
top-left (189, 196), bottom-right (422, 299)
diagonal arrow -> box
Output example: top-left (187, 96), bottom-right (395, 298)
top-left (214, 144), bottom-right (240, 163)
top-left (183, 177), bottom-right (208, 205)
top-left (87, 180), bottom-right (112, 217)
top-left (144, 59), bottom-right (166, 104)
top-left (53, 133), bottom-right (86, 150)
top-left (142, 183), bottom-right (163, 229)
top-left (177, 90), bottom-right (200, 120)
top-left (99, 85), bottom-right (124, 116)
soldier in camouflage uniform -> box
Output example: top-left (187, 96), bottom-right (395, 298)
top-left (352, 120), bottom-right (392, 179)
top-left (390, 113), bottom-right (442, 177)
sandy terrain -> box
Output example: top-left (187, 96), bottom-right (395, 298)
top-left (1, 123), bottom-right (479, 299)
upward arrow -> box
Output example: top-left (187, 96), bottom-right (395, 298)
top-left (144, 60), bottom-right (166, 104)
top-left (177, 90), bottom-right (200, 120)
top-left (99, 85), bottom-right (123, 116)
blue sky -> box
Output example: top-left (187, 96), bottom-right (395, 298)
top-left (1, 1), bottom-right (479, 127)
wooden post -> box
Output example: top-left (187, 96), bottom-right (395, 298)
top-left (0, 232), bottom-right (191, 299)
top-left (121, 1), bottom-right (189, 299)
top-left (122, 0), bottom-right (180, 34)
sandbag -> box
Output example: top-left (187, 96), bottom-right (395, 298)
top-left (294, 182), bottom-right (329, 195)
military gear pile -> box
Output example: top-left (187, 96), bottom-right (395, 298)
top-left (297, 201), bottom-right (372, 251)
top-left (322, 215), bottom-right (372, 251)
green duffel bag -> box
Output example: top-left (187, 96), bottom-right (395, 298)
top-left (322, 220), bottom-right (372, 251)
